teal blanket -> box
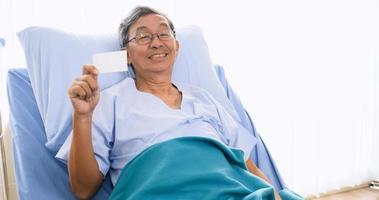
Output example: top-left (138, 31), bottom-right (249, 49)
top-left (109, 137), bottom-right (303, 200)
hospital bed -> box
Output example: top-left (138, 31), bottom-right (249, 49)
top-left (5, 27), bottom-right (298, 199)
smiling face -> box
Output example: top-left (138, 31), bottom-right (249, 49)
top-left (126, 14), bottom-right (179, 79)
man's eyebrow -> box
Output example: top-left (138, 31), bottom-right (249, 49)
top-left (135, 26), bottom-right (149, 33)
top-left (159, 23), bottom-right (170, 28)
top-left (134, 23), bottom-right (170, 33)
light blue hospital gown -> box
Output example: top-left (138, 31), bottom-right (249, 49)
top-left (56, 77), bottom-right (257, 186)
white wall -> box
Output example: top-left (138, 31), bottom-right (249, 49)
top-left (174, 0), bottom-right (379, 194)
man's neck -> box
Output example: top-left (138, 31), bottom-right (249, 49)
top-left (135, 74), bottom-right (176, 96)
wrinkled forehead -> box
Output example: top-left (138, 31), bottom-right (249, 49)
top-left (129, 14), bottom-right (170, 34)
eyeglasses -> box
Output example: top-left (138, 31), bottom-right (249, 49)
top-left (125, 30), bottom-right (176, 46)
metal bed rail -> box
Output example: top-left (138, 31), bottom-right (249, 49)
top-left (0, 37), bottom-right (9, 200)
top-left (0, 111), bottom-right (9, 200)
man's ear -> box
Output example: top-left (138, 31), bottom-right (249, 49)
top-left (175, 40), bottom-right (180, 52)
top-left (126, 48), bottom-right (132, 64)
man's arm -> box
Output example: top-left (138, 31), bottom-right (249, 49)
top-left (67, 65), bottom-right (103, 199)
top-left (68, 114), bottom-right (103, 199)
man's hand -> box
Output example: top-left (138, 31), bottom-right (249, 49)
top-left (68, 64), bottom-right (100, 116)
top-left (246, 159), bottom-right (282, 200)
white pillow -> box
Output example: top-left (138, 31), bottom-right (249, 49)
top-left (17, 25), bottom-right (236, 153)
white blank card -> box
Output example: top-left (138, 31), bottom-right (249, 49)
top-left (92, 50), bottom-right (128, 73)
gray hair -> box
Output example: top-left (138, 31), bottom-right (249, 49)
top-left (119, 6), bottom-right (176, 48)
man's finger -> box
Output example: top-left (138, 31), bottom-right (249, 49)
top-left (73, 80), bottom-right (93, 98)
top-left (82, 64), bottom-right (99, 77)
top-left (81, 75), bottom-right (98, 91)
top-left (68, 85), bottom-right (86, 99)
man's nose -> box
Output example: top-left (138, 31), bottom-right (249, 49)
top-left (149, 34), bottom-right (163, 48)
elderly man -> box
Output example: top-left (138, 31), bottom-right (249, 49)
top-left (62, 6), bottom-right (282, 200)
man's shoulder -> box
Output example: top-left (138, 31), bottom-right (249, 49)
top-left (101, 77), bottom-right (135, 96)
top-left (96, 77), bottom-right (136, 108)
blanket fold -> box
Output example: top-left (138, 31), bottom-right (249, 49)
top-left (110, 137), bottom-right (301, 200)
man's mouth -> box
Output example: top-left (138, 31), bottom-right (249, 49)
top-left (148, 53), bottom-right (168, 60)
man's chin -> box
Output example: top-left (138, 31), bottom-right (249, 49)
top-left (149, 62), bottom-right (173, 70)
top-left (147, 65), bottom-right (173, 74)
